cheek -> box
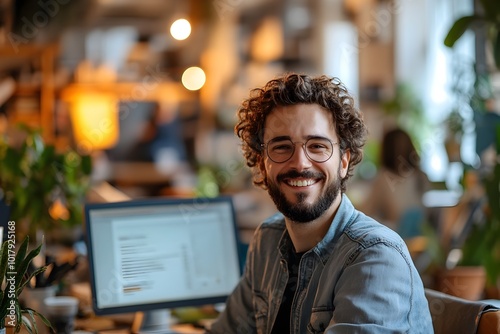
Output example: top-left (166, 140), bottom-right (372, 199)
top-left (260, 159), bottom-right (270, 180)
top-left (263, 159), bottom-right (285, 184)
top-left (263, 159), bottom-right (274, 178)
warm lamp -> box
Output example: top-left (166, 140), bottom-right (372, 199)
top-left (69, 92), bottom-right (119, 152)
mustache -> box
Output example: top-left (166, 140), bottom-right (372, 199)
top-left (277, 170), bottom-right (325, 182)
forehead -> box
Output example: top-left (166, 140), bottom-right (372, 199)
top-left (263, 103), bottom-right (336, 140)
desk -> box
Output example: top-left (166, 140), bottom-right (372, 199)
top-left (76, 316), bottom-right (205, 334)
top-left (68, 283), bottom-right (212, 334)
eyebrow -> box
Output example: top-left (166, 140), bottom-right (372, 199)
top-left (267, 135), bottom-right (333, 143)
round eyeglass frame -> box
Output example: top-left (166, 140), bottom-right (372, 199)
top-left (260, 138), bottom-right (337, 163)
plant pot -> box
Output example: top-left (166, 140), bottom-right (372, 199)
top-left (21, 285), bottom-right (58, 316)
top-left (436, 266), bottom-right (486, 300)
top-left (484, 285), bottom-right (500, 299)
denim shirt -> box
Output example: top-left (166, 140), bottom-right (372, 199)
top-left (208, 194), bottom-right (433, 334)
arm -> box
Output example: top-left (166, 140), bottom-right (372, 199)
top-left (207, 240), bottom-right (257, 334)
top-left (207, 272), bottom-right (256, 334)
top-left (325, 243), bottom-right (431, 333)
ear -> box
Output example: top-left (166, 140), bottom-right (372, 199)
top-left (340, 149), bottom-right (350, 178)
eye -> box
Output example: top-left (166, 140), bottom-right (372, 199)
top-left (307, 141), bottom-right (329, 152)
top-left (270, 142), bottom-right (293, 153)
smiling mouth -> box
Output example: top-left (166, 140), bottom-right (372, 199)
top-left (285, 179), bottom-right (318, 187)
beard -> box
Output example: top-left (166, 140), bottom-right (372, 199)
top-left (267, 167), bottom-right (342, 223)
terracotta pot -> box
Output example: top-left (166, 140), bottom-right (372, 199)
top-left (436, 266), bottom-right (486, 300)
top-left (484, 285), bottom-right (500, 299)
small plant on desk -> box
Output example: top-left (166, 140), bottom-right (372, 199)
top-left (0, 236), bottom-right (52, 334)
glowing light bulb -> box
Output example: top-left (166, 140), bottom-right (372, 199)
top-left (182, 67), bottom-right (206, 91)
top-left (170, 19), bottom-right (191, 40)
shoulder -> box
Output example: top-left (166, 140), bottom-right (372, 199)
top-left (331, 213), bottom-right (417, 281)
top-left (344, 211), bottom-right (408, 253)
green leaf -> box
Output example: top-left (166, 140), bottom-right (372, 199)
top-left (17, 267), bottom-right (47, 293)
top-left (0, 241), bottom-right (9, 285)
top-left (0, 241), bottom-right (8, 312)
top-left (494, 29), bottom-right (500, 70)
top-left (81, 155), bottom-right (92, 175)
top-left (39, 145), bottom-right (56, 167)
top-left (23, 308), bottom-right (53, 330)
top-left (15, 242), bottom-right (43, 288)
top-left (15, 302), bottom-right (23, 333)
top-left (444, 15), bottom-right (480, 48)
top-left (3, 147), bottom-right (23, 176)
top-left (30, 133), bottom-right (45, 157)
top-left (14, 236), bottom-right (29, 273)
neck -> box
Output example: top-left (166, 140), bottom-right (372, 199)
top-left (285, 193), bottom-right (342, 253)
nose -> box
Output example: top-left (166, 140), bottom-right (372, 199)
top-left (288, 143), bottom-right (312, 168)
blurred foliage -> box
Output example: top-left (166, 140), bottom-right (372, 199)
top-left (443, 0), bottom-right (500, 289)
top-left (195, 165), bottom-right (220, 198)
top-left (444, 0), bottom-right (500, 69)
top-left (381, 83), bottom-right (430, 152)
top-left (0, 125), bottom-right (92, 234)
top-left (445, 108), bottom-right (465, 139)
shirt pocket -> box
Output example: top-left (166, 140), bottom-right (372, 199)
top-left (307, 308), bottom-right (333, 334)
top-left (253, 290), bottom-right (269, 334)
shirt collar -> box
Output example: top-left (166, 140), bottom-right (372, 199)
top-left (313, 194), bottom-right (357, 264)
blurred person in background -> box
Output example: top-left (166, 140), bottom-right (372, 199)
top-left (360, 128), bottom-right (430, 238)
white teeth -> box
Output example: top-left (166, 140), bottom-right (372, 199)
top-left (287, 179), bottom-right (315, 187)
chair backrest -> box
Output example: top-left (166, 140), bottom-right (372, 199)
top-left (478, 308), bottom-right (500, 334)
top-left (425, 288), bottom-right (500, 334)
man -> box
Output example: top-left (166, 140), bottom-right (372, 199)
top-left (208, 73), bottom-right (433, 333)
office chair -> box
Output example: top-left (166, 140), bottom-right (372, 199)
top-left (425, 288), bottom-right (500, 334)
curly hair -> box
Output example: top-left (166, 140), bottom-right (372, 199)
top-left (235, 73), bottom-right (367, 192)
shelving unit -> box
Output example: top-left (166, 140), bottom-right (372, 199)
top-left (0, 43), bottom-right (58, 144)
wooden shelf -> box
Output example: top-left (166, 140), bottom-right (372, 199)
top-left (1, 44), bottom-right (59, 144)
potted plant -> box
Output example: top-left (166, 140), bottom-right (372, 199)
top-left (0, 125), bottom-right (92, 242)
top-left (443, 0), bottom-right (500, 298)
top-left (422, 177), bottom-right (489, 301)
top-left (0, 236), bottom-right (51, 334)
top-left (21, 254), bottom-right (80, 318)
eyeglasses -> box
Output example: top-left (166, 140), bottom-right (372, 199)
top-left (261, 137), bottom-right (337, 163)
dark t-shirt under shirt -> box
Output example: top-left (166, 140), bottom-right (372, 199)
top-left (271, 249), bottom-right (305, 333)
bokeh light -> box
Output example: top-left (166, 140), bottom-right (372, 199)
top-left (182, 67), bottom-right (206, 91)
top-left (170, 19), bottom-right (191, 40)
